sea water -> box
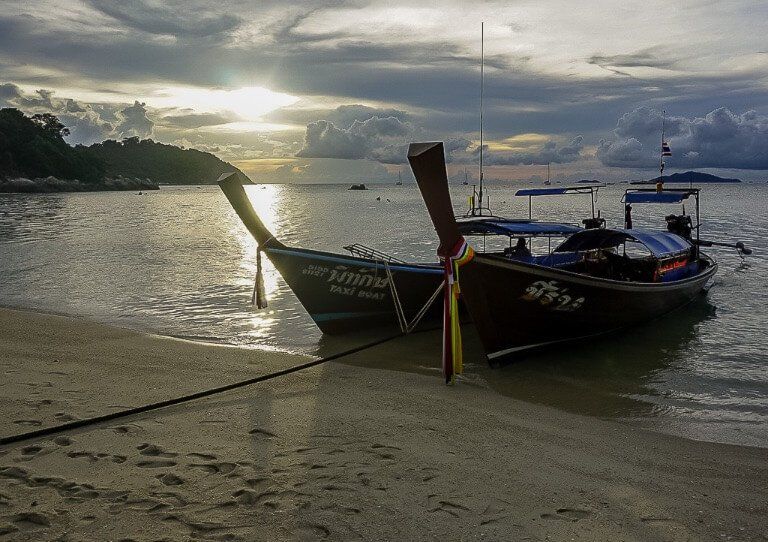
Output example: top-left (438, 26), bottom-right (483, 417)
top-left (1, 182), bottom-right (766, 447)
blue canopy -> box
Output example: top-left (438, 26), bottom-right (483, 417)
top-left (458, 219), bottom-right (581, 237)
top-left (515, 186), bottom-right (603, 197)
top-left (554, 228), bottom-right (691, 259)
top-left (624, 191), bottom-right (692, 204)
top-left (516, 188), bottom-right (569, 196)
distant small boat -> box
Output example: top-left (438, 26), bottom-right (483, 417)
top-left (348, 183), bottom-right (367, 190)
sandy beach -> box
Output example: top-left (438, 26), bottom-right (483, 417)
top-left (1, 307), bottom-right (766, 541)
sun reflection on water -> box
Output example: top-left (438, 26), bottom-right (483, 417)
top-left (232, 184), bottom-right (285, 338)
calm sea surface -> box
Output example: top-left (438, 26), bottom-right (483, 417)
top-left (1, 182), bottom-right (766, 447)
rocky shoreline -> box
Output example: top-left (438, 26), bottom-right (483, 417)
top-left (0, 175), bottom-right (160, 193)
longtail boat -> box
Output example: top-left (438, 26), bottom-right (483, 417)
top-left (218, 171), bottom-right (598, 336)
top-left (407, 141), bottom-right (747, 375)
top-left (218, 171), bottom-right (446, 334)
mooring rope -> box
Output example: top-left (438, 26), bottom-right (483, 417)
top-left (0, 332), bottom-right (408, 448)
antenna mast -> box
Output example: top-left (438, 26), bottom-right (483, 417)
top-left (659, 109), bottom-right (666, 189)
top-left (478, 21), bottom-right (484, 215)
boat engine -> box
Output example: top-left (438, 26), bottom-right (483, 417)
top-left (582, 211), bottom-right (606, 230)
top-left (665, 213), bottom-right (692, 239)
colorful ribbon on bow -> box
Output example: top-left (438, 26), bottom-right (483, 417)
top-left (442, 237), bottom-right (474, 384)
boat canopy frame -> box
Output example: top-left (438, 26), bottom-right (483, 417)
top-left (622, 188), bottom-right (700, 243)
top-left (515, 185), bottom-right (606, 220)
top-left (553, 227), bottom-right (692, 260)
top-left (457, 217), bottom-right (582, 238)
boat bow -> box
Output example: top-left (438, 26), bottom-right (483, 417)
top-left (217, 171), bottom-right (283, 249)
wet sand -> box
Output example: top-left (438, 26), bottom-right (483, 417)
top-left (1, 307), bottom-right (767, 541)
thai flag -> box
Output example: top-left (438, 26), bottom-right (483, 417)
top-left (662, 141), bottom-right (672, 156)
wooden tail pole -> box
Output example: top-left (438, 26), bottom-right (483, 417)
top-left (695, 239), bottom-right (752, 256)
top-left (408, 142), bottom-right (474, 384)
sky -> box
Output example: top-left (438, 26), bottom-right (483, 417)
top-left (1, 0), bottom-right (767, 183)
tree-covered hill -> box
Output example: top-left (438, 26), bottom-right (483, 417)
top-left (0, 108), bottom-right (105, 183)
top-left (649, 171), bottom-right (741, 183)
top-left (0, 108), bottom-right (246, 191)
top-left (87, 137), bottom-right (241, 185)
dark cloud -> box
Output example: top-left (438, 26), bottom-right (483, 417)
top-left (1, 2), bottom-right (767, 179)
top-left (1, 7), bottom-right (766, 147)
top-left (598, 107), bottom-right (768, 169)
top-left (588, 48), bottom-right (678, 76)
top-left (89, 0), bottom-right (242, 38)
top-left (0, 82), bottom-right (22, 107)
top-left (65, 99), bottom-right (87, 113)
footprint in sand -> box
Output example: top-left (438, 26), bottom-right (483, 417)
top-left (294, 523), bottom-right (330, 540)
top-left (541, 508), bottom-right (592, 522)
top-left (186, 452), bottom-right (217, 461)
top-left (248, 428), bottom-right (277, 438)
top-left (53, 436), bottom-right (72, 446)
top-left (67, 451), bottom-right (99, 462)
top-left (232, 489), bottom-right (259, 505)
top-left (136, 460), bottom-right (177, 468)
top-left (137, 443), bottom-right (177, 458)
top-left (20, 445), bottom-right (43, 457)
top-left (11, 511), bottom-right (50, 529)
top-left (0, 525), bottom-right (19, 536)
top-left (188, 462), bottom-right (238, 476)
top-left (54, 412), bottom-right (76, 422)
top-left (156, 473), bottom-right (185, 486)
top-left (12, 420), bottom-right (42, 427)
top-left (112, 424), bottom-right (141, 434)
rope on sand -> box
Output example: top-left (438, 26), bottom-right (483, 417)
top-left (0, 332), bottom-right (408, 447)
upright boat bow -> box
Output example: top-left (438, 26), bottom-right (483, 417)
top-left (409, 142), bottom-right (718, 365)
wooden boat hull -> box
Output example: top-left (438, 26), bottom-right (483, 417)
top-left (458, 254), bottom-right (718, 361)
top-left (265, 245), bottom-right (444, 334)
top-left (217, 171), bottom-right (445, 335)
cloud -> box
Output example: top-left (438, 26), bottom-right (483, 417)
top-left (296, 112), bottom-right (481, 165)
top-left (113, 101), bottom-right (155, 139)
top-left (297, 119), bottom-right (368, 159)
top-left (0, 82), bottom-right (22, 107)
top-left (482, 136), bottom-right (585, 165)
top-left (587, 47), bottom-right (678, 76)
top-left (89, 0), bottom-right (242, 38)
top-left (161, 111), bottom-right (239, 129)
top-left (598, 107), bottom-right (768, 169)
top-left (0, 84), bottom-right (156, 144)
top-left (1, 4), bottom-right (767, 149)
top-left (297, 116), bottom-right (413, 162)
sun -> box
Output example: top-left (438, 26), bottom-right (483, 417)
top-left (146, 86), bottom-right (299, 121)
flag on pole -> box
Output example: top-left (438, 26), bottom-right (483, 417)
top-left (662, 141), bottom-right (672, 157)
